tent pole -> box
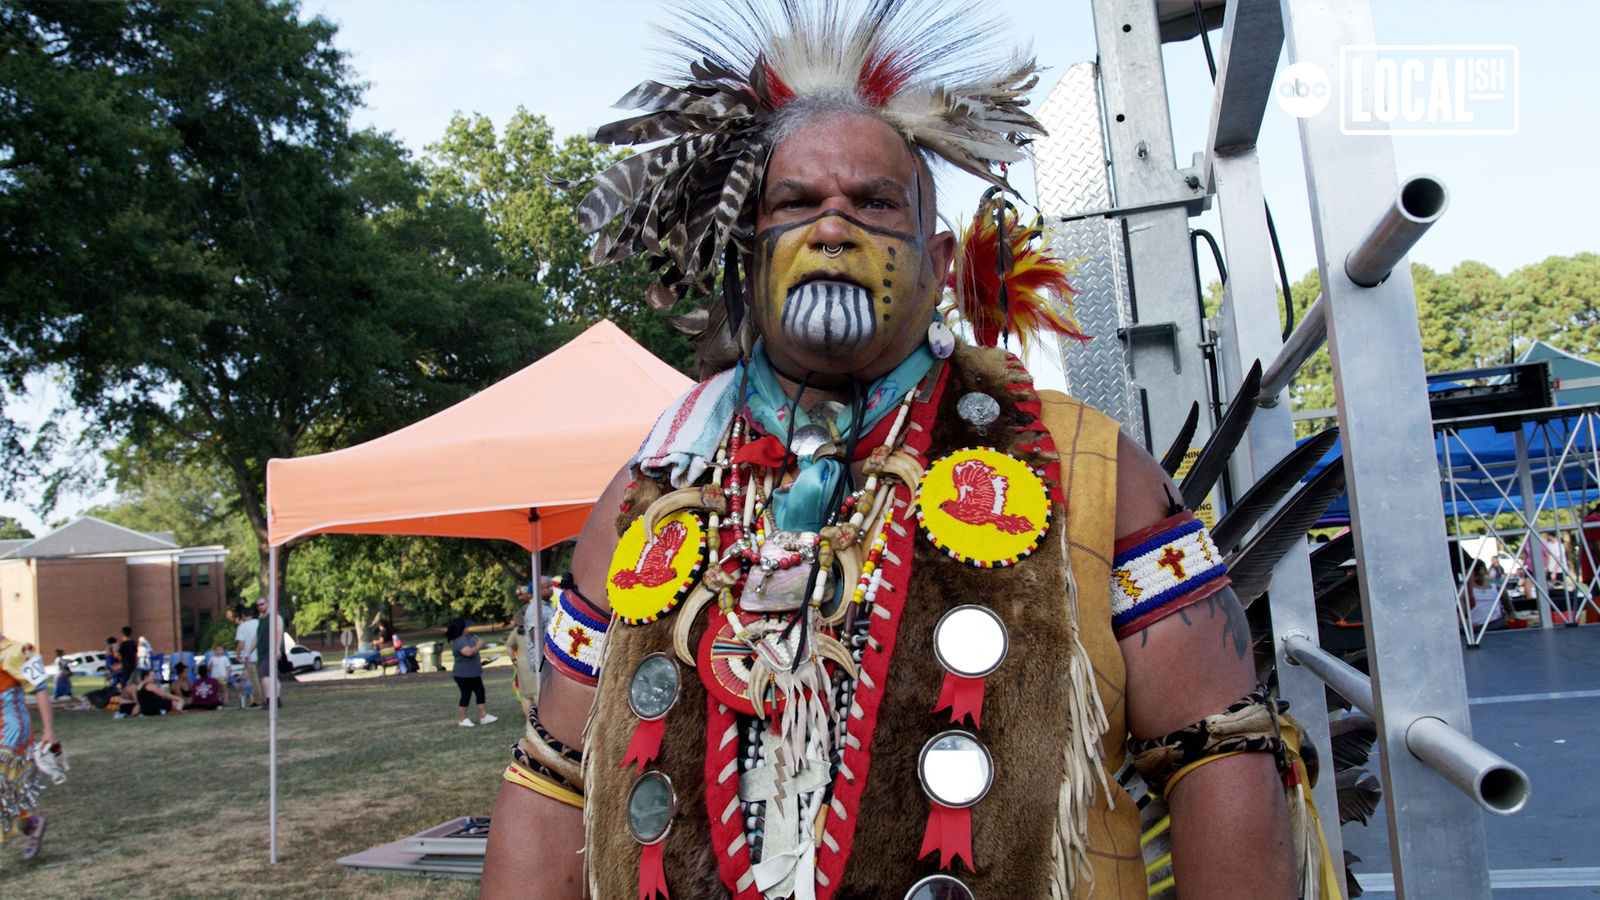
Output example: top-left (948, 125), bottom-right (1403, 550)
top-left (268, 543), bottom-right (279, 865)
top-left (530, 510), bottom-right (544, 682)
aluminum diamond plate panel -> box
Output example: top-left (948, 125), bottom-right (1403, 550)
top-left (1033, 63), bottom-right (1143, 445)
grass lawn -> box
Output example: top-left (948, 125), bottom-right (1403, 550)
top-left (1, 667), bottom-right (524, 898)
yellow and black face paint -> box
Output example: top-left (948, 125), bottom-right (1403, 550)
top-left (748, 212), bottom-right (933, 360)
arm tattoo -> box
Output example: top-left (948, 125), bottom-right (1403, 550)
top-left (1205, 590), bottom-right (1251, 660)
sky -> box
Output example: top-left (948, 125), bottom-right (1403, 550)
top-left (4, 0), bottom-right (1597, 535)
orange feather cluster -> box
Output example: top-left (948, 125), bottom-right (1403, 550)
top-left (946, 200), bottom-right (1089, 352)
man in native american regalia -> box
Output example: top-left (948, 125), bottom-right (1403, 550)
top-left (484, 2), bottom-right (1326, 898)
top-left (1, 635), bottom-right (62, 867)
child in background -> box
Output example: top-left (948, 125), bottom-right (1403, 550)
top-left (206, 644), bottom-right (233, 707)
top-left (51, 649), bottom-right (72, 701)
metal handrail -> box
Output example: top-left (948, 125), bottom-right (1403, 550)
top-left (1282, 633), bottom-right (1530, 816)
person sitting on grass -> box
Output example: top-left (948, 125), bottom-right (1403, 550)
top-left (115, 673), bottom-right (139, 718)
top-left (169, 662), bottom-right (194, 706)
top-left (189, 669), bottom-right (223, 710)
top-left (135, 668), bottom-right (185, 716)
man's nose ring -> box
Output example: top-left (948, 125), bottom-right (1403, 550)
top-left (822, 245), bottom-right (843, 258)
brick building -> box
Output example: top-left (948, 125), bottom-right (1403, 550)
top-left (0, 517), bottom-right (229, 654)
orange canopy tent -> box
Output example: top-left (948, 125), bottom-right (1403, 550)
top-left (260, 320), bottom-right (691, 863)
top-left (265, 318), bottom-right (693, 551)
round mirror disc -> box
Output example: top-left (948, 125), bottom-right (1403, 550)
top-left (905, 874), bottom-right (975, 900)
top-left (919, 731), bottom-right (993, 808)
top-left (627, 772), bottom-right (675, 844)
top-left (934, 605), bottom-right (1008, 677)
top-left (629, 654), bottom-right (679, 720)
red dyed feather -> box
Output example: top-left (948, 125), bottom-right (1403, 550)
top-left (764, 63), bottom-right (794, 108)
top-left (857, 46), bottom-right (913, 107)
top-left (947, 200), bottom-right (1089, 351)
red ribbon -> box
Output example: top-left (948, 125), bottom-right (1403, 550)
top-left (918, 802), bottom-right (973, 872)
top-left (620, 718), bottom-right (667, 772)
top-left (639, 840), bottom-right (671, 899)
top-left (933, 671), bottom-right (986, 728)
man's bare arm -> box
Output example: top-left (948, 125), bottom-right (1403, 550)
top-left (1113, 433), bottom-right (1296, 899)
top-left (481, 464), bottom-right (631, 900)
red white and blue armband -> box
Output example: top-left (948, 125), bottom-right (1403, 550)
top-left (1110, 511), bottom-right (1232, 640)
top-left (543, 589), bottom-right (610, 685)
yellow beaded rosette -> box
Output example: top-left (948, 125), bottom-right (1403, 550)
top-left (915, 447), bottom-right (1051, 568)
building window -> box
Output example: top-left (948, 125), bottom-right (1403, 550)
top-left (179, 564), bottom-right (193, 588)
top-left (197, 563), bottom-right (211, 587)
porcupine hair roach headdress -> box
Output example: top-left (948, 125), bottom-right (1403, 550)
top-left (568, 0), bottom-right (1047, 376)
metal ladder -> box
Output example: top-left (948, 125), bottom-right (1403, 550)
top-left (1033, 2), bottom-right (1527, 897)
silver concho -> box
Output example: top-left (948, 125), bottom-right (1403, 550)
top-left (933, 605), bottom-right (1008, 678)
top-left (781, 280), bottom-right (877, 356)
top-left (627, 771), bottom-right (677, 845)
top-left (904, 874), bottom-right (975, 900)
top-left (628, 652), bottom-right (680, 721)
top-left (789, 423), bottom-right (834, 463)
top-left (917, 730), bottom-right (993, 809)
top-left (956, 392), bottom-right (1000, 431)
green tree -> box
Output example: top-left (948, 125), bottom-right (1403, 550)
top-left (287, 534), bottom-right (520, 639)
top-left (1504, 253), bottom-right (1600, 360)
top-left (86, 439), bottom-right (259, 603)
top-left (423, 110), bottom-right (697, 371)
top-left (0, 516), bottom-right (31, 539)
top-left (0, 1), bottom-right (556, 601)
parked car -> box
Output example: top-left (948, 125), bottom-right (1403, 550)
top-left (342, 645), bottom-right (416, 674)
top-left (285, 644), bottom-right (323, 672)
top-left (45, 651), bottom-right (108, 679)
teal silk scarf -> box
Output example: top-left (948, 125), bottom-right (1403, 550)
top-left (742, 343), bottom-right (933, 533)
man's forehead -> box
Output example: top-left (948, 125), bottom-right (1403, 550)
top-left (762, 113), bottom-right (917, 194)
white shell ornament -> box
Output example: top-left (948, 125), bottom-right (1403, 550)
top-left (928, 319), bottom-right (956, 359)
top-left (933, 605), bottom-right (1008, 678)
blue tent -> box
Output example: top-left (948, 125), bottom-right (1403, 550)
top-left (1305, 406), bottom-right (1600, 523)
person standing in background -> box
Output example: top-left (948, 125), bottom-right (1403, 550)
top-left (253, 597), bottom-right (284, 709)
top-left (446, 618), bottom-right (496, 728)
top-left (116, 628), bottom-right (138, 690)
top-left (206, 644), bottom-right (232, 707)
top-left (135, 635), bottom-right (152, 672)
top-left (506, 593), bottom-right (538, 718)
top-left (235, 609), bottom-right (262, 709)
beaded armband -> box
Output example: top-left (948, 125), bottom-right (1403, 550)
top-left (1127, 684), bottom-right (1289, 797)
top-left (511, 704), bottom-right (587, 795)
top-left (1110, 510), bottom-right (1231, 640)
top-left (543, 588), bottom-right (610, 685)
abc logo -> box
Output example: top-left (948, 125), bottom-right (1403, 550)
top-left (1275, 62), bottom-right (1331, 118)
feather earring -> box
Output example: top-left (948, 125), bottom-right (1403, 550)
top-left (947, 188), bottom-right (1089, 352)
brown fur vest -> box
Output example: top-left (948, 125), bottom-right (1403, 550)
top-left (585, 344), bottom-right (1145, 899)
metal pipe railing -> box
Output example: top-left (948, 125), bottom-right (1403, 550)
top-left (1257, 292), bottom-right (1326, 407)
top-left (1344, 175), bottom-right (1449, 287)
top-left (1283, 632), bottom-right (1373, 715)
top-left (1282, 633), bottom-right (1529, 816)
top-left (1406, 717), bottom-right (1530, 815)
